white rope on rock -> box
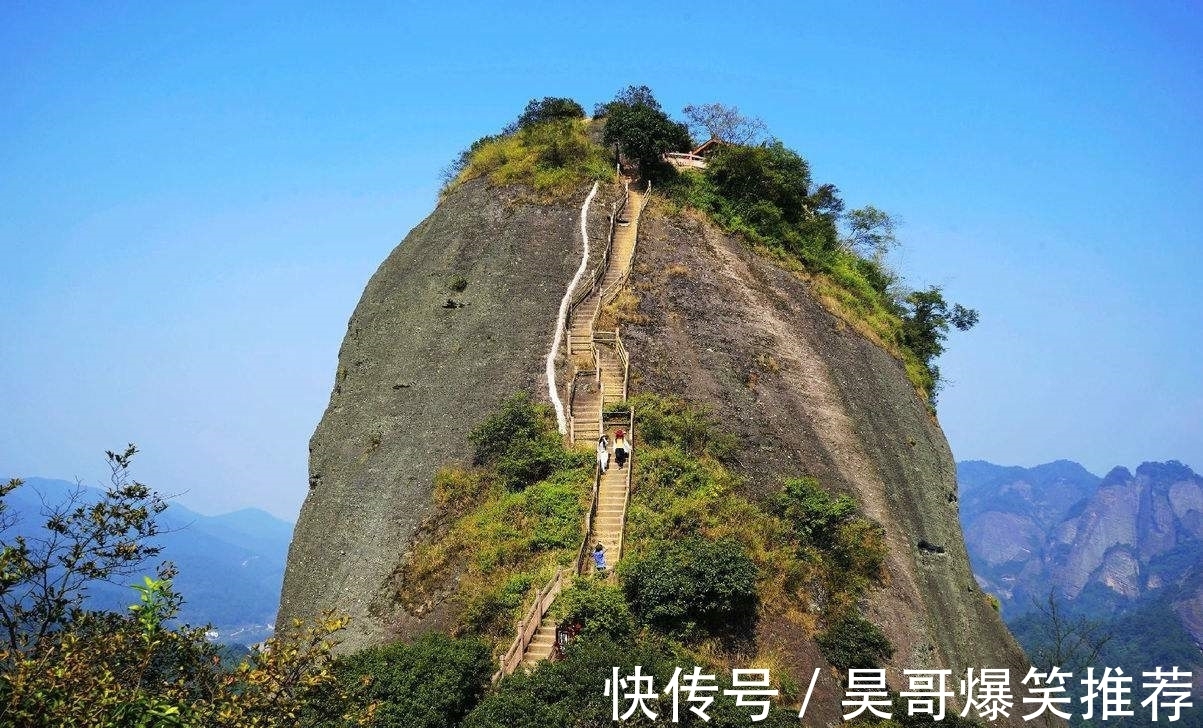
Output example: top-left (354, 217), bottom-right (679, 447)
top-left (547, 181), bottom-right (599, 434)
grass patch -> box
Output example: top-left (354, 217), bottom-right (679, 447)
top-left (620, 393), bottom-right (890, 669)
top-left (395, 395), bottom-right (592, 645)
top-left (596, 288), bottom-right (644, 330)
top-left (447, 118), bottom-right (615, 201)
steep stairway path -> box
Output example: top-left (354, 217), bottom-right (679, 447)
top-left (511, 184), bottom-right (645, 673)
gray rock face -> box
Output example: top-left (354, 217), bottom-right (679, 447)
top-left (278, 179), bottom-right (606, 651)
top-left (1051, 477), bottom-right (1142, 598)
top-left (624, 207), bottom-right (1037, 725)
top-left (1047, 462), bottom-right (1203, 602)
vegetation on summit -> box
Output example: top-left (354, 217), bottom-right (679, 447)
top-left (442, 96), bottom-right (614, 199)
top-left (444, 87), bottom-right (977, 402)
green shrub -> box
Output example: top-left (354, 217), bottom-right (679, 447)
top-left (509, 97), bottom-right (585, 132)
top-left (304, 633), bottom-right (492, 728)
top-left (465, 635), bottom-right (800, 728)
top-left (469, 393), bottom-right (589, 491)
top-left (469, 393), bottom-right (546, 464)
top-left (621, 537), bottom-right (758, 640)
top-left (775, 476), bottom-right (856, 549)
top-left (399, 394), bottom-right (592, 641)
top-left (815, 613), bottom-right (894, 671)
top-left (460, 573), bottom-right (536, 637)
top-left (551, 579), bottom-right (635, 643)
top-left (630, 393), bottom-right (736, 459)
top-left (774, 477), bottom-right (886, 612)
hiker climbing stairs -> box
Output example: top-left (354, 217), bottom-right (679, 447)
top-left (504, 181), bottom-right (646, 677)
top-left (584, 437), bottom-right (629, 576)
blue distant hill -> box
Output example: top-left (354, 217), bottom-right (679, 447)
top-left (3, 477), bottom-right (292, 644)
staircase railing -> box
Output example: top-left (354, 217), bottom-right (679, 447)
top-left (599, 405), bottom-right (636, 564)
top-left (598, 181), bottom-right (650, 305)
top-left (575, 464), bottom-right (604, 575)
top-left (564, 181), bottom-right (628, 355)
top-left (498, 180), bottom-right (647, 682)
top-left (493, 567), bottom-right (567, 683)
top-left (614, 330), bottom-right (630, 401)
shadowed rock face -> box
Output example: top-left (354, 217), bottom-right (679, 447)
top-left (623, 207), bottom-right (1040, 726)
top-left (278, 179), bottom-right (609, 651)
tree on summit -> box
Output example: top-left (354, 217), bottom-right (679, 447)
top-left (505, 96), bottom-right (585, 133)
top-left (682, 102), bottom-right (768, 145)
top-left (600, 86), bottom-right (691, 180)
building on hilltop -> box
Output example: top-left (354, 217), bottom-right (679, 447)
top-left (664, 137), bottom-right (727, 169)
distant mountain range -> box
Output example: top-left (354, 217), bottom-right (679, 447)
top-left (3, 477), bottom-right (292, 645)
top-left (958, 459), bottom-right (1203, 681)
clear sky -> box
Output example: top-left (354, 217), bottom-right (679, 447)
top-left (2, 2), bottom-right (1200, 520)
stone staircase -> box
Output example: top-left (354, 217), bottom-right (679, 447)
top-left (505, 182), bottom-right (645, 674)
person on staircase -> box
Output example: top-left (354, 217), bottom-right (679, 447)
top-left (596, 435), bottom-right (610, 472)
top-left (613, 428), bottom-right (630, 469)
top-left (592, 543), bottom-right (607, 573)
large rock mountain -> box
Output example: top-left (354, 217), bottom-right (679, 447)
top-left (280, 177), bottom-right (1035, 721)
top-left (958, 459), bottom-right (1203, 651)
top-left (958, 459), bottom-right (1101, 608)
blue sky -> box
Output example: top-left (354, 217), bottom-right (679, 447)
top-left (2, 2), bottom-right (1200, 519)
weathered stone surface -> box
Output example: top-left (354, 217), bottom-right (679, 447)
top-left (623, 206), bottom-right (1038, 725)
top-left (278, 178), bottom-right (610, 651)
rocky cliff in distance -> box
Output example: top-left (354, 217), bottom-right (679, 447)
top-left (958, 458), bottom-right (1203, 686)
top-left (280, 178), bottom-right (1040, 724)
top-left (1048, 462), bottom-right (1203, 606)
top-left (958, 459), bottom-right (1101, 607)
top-left (959, 459), bottom-right (1203, 623)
